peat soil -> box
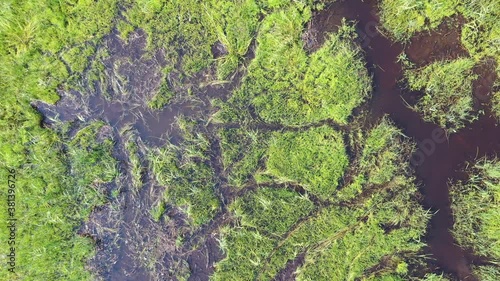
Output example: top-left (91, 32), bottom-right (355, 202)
top-left (309, 0), bottom-right (499, 280)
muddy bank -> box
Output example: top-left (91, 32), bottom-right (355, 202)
top-left (310, 0), bottom-right (499, 280)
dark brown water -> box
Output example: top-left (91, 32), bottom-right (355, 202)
top-left (312, 0), bottom-right (499, 279)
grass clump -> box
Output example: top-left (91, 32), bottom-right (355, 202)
top-left (459, 0), bottom-right (500, 63)
top-left (338, 117), bottom-right (412, 201)
top-left (380, 0), bottom-right (499, 65)
top-left (147, 75), bottom-right (175, 110)
top-left (230, 187), bottom-right (315, 236)
top-left (218, 127), bottom-right (270, 187)
top-left (217, 7), bottom-right (371, 125)
top-left (205, 0), bottom-right (261, 79)
top-left (450, 157), bottom-right (500, 260)
top-left (213, 228), bottom-right (276, 281)
top-left (0, 120), bottom-right (117, 280)
top-left (212, 117), bottom-right (430, 280)
top-left (150, 119), bottom-right (220, 226)
top-left (379, 0), bottom-right (459, 40)
top-left (406, 58), bottom-right (478, 132)
top-left (265, 126), bottom-right (348, 200)
top-left (67, 122), bottom-right (118, 194)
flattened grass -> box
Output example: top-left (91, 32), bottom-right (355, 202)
top-left (266, 126), bottom-right (349, 200)
top-left (230, 187), bottom-right (315, 236)
top-left (218, 127), bottom-right (270, 187)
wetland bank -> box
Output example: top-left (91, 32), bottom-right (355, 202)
top-left (0, 0), bottom-right (499, 280)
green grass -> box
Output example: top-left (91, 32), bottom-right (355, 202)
top-left (459, 0), bottom-right (500, 63)
top-left (230, 187), bottom-right (315, 236)
top-left (123, 130), bottom-right (143, 189)
top-left (471, 265), bottom-right (500, 281)
top-left (265, 126), bottom-right (349, 200)
top-left (379, 0), bottom-right (459, 41)
top-left (492, 91), bottom-right (500, 120)
top-left (338, 117), bottom-right (413, 201)
top-left (205, 0), bottom-right (261, 79)
top-left (218, 127), bottom-right (270, 187)
top-left (212, 118), bottom-right (430, 280)
top-left (450, 157), bottom-right (500, 260)
top-left (149, 119), bottom-right (220, 226)
top-left (405, 58), bottom-right (478, 132)
top-left (0, 1), bottom-right (120, 279)
top-left (0, 121), bottom-right (117, 281)
top-left (216, 8), bottom-right (371, 125)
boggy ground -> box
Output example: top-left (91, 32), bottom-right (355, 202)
top-left (309, 0), bottom-right (499, 280)
top-left (32, 0), bottom-right (499, 281)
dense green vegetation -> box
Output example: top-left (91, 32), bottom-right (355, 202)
top-left (266, 126), bottom-right (348, 199)
top-left (216, 7), bottom-right (371, 125)
top-left (0, 1), bottom-right (120, 279)
top-left (212, 119), bottom-right (430, 280)
top-left (379, 0), bottom-right (459, 41)
top-left (405, 58), bottom-right (477, 132)
top-left (450, 157), bottom-right (500, 279)
top-left (218, 127), bottom-right (271, 187)
top-left (1, 0), bottom-right (498, 280)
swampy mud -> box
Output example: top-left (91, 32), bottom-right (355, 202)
top-left (311, 0), bottom-right (499, 280)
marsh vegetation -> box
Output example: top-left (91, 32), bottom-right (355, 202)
top-left (0, 0), bottom-right (498, 280)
